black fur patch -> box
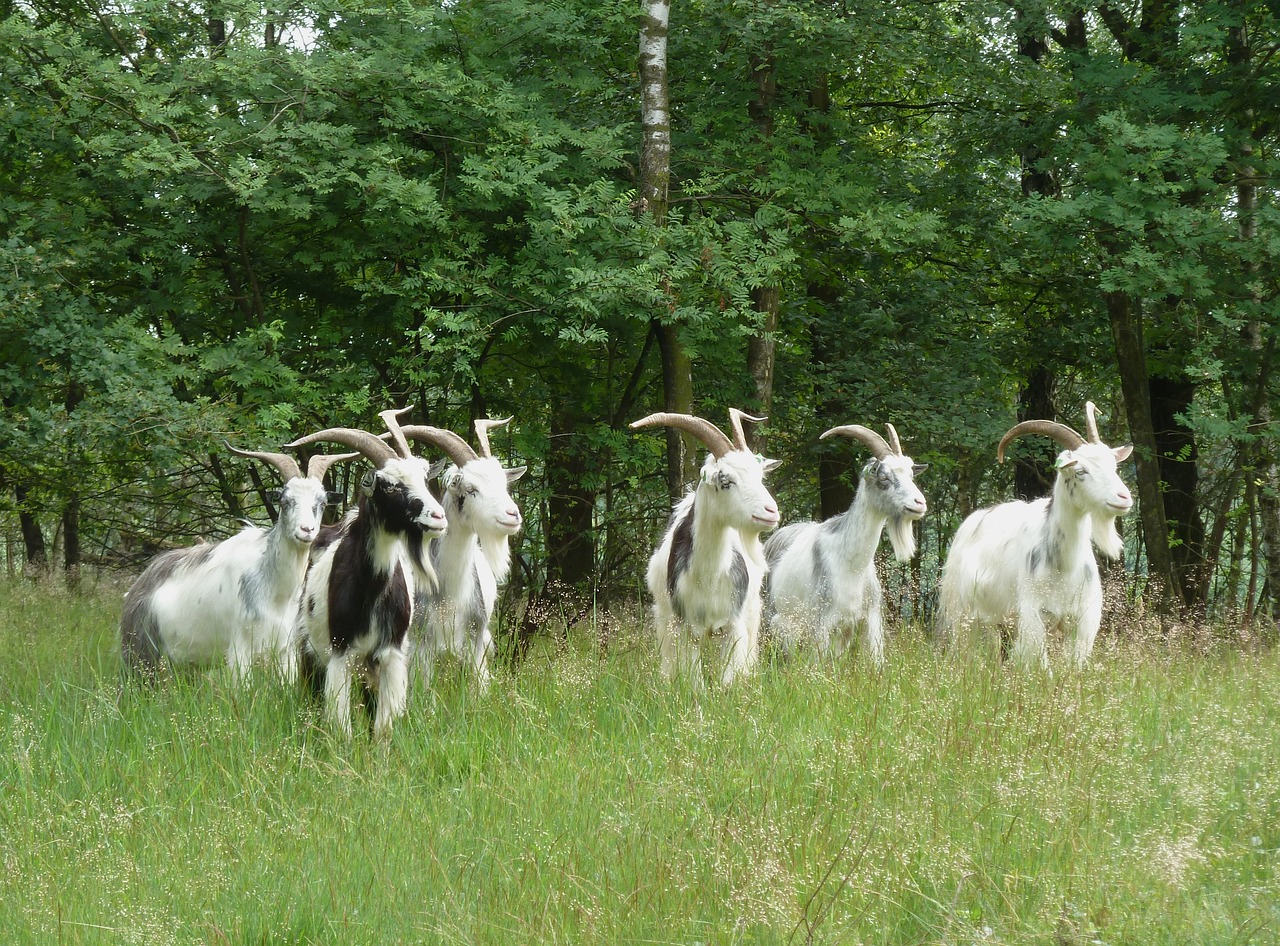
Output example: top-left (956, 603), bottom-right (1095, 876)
top-left (667, 502), bottom-right (696, 616)
top-left (729, 549), bottom-right (749, 617)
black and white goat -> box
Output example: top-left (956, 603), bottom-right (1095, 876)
top-left (394, 418), bottom-right (525, 689)
top-left (631, 409), bottom-right (781, 686)
top-left (289, 410), bottom-right (454, 738)
top-left (765, 423), bottom-right (927, 665)
top-left (120, 446), bottom-right (353, 682)
top-left (937, 402), bottom-right (1133, 667)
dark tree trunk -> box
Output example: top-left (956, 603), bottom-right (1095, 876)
top-left (1149, 374), bottom-right (1206, 609)
top-left (1108, 290), bottom-right (1179, 607)
top-left (1013, 365), bottom-right (1058, 501)
top-left (809, 286), bottom-right (855, 520)
top-left (545, 412), bottom-right (597, 592)
top-left (14, 483), bottom-right (47, 573)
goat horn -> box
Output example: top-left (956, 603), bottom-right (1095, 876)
top-left (1083, 401), bottom-right (1103, 444)
top-left (306, 451), bottom-right (359, 483)
top-left (997, 420), bottom-right (1086, 464)
top-left (727, 409), bottom-right (766, 453)
top-left (379, 406), bottom-right (415, 459)
top-left (884, 423), bottom-right (903, 455)
top-left (286, 428), bottom-right (399, 468)
top-left (225, 443), bottom-right (303, 483)
top-left (474, 416), bottom-right (514, 458)
top-left (630, 412), bottom-right (734, 460)
top-left (394, 425), bottom-right (479, 468)
top-left (819, 425), bottom-right (893, 461)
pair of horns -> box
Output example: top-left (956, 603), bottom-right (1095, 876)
top-left (820, 423), bottom-right (903, 460)
top-left (997, 401), bottom-right (1104, 463)
top-left (225, 443), bottom-right (357, 483)
top-left (288, 406), bottom-right (516, 470)
top-left (630, 408), bottom-right (764, 459)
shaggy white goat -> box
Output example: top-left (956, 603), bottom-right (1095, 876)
top-left (289, 409), bottom-right (453, 738)
top-left (395, 418), bottom-right (525, 689)
top-left (119, 445), bottom-right (353, 682)
top-left (937, 402), bottom-right (1133, 667)
top-left (631, 409), bottom-right (780, 687)
top-left (765, 423), bottom-right (927, 665)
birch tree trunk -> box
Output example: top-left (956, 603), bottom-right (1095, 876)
top-left (639, 0), bottom-right (695, 499)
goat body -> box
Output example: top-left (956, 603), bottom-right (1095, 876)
top-left (766, 450), bottom-right (926, 665)
top-left (290, 425), bottom-right (448, 738)
top-left (646, 449), bottom-right (779, 686)
top-left (121, 472), bottom-right (333, 682)
top-left (939, 433), bottom-right (1132, 667)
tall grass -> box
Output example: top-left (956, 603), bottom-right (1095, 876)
top-left (1, 577), bottom-right (1277, 945)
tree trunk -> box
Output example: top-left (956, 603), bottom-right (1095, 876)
top-left (1149, 372), bottom-right (1206, 609)
top-left (1108, 290), bottom-right (1179, 608)
top-left (743, 54), bottom-right (779, 454)
top-left (640, 0), bottom-right (695, 499)
top-left (545, 411), bottom-right (597, 592)
top-left (1013, 365), bottom-right (1057, 501)
top-left (14, 483), bottom-right (47, 574)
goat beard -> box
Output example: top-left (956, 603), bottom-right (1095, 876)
top-left (402, 527), bottom-right (434, 588)
top-left (886, 515), bottom-right (918, 563)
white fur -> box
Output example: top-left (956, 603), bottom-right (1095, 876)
top-left (416, 456), bottom-right (524, 688)
top-left (766, 453), bottom-right (926, 665)
top-left (938, 441), bottom-right (1133, 667)
top-left (646, 450), bottom-right (780, 688)
top-left (123, 475), bottom-right (331, 681)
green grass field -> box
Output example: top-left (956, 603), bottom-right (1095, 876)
top-left (1, 577), bottom-right (1277, 945)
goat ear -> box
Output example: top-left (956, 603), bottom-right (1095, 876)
top-left (360, 471), bottom-right (376, 496)
top-left (426, 458), bottom-right (451, 482)
top-left (1113, 444), bottom-right (1133, 462)
top-left (760, 457), bottom-right (781, 475)
top-left (326, 490), bottom-right (346, 504)
top-left (912, 462), bottom-right (929, 475)
top-left (505, 465), bottom-right (527, 484)
top-left (1055, 454), bottom-right (1079, 470)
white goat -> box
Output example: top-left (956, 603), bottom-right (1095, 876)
top-left (765, 423), bottom-right (927, 665)
top-left (937, 402), bottom-right (1133, 667)
top-left (395, 418), bottom-right (525, 689)
top-left (631, 409), bottom-right (781, 687)
top-left (120, 445), bottom-right (353, 682)
top-left (289, 409), bottom-right (454, 738)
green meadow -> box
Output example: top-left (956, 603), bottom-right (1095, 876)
top-left (1, 578), bottom-right (1277, 945)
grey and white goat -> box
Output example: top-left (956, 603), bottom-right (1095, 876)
top-left (394, 418), bottom-right (525, 689)
top-left (937, 402), bottom-right (1133, 667)
top-left (120, 446), bottom-right (353, 682)
top-left (289, 409), bottom-right (455, 738)
top-left (631, 409), bottom-right (781, 687)
top-left (765, 423), bottom-right (927, 665)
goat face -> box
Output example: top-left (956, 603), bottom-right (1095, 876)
top-left (441, 457), bottom-right (525, 537)
top-left (1056, 442), bottom-right (1133, 515)
top-left (862, 454), bottom-right (927, 562)
top-left (277, 478), bottom-right (332, 545)
top-left (361, 457), bottom-right (448, 537)
top-left (698, 450), bottom-right (781, 533)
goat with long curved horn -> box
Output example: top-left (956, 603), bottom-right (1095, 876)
top-left (940, 399), bottom-right (1133, 669)
top-left (287, 411), bottom-right (449, 738)
top-left (631, 407), bottom-right (781, 687)
top-left (766, 420), bottom-right (927, 666)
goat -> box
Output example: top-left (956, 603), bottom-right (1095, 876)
top-left (937, 402), bottom-right (1133, 667)
top-left (394, 418), bottom-right (525, 690)
top-left (631, 409), bottom-right (781, 687)
top-left (764, 423), bottom-right (927, 666)
top-left (288, 409), bottom-right (454, 738)
top-left (120, 445), bottom-right (353, 683)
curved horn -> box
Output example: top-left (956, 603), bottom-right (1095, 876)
top-left (474, 416), bottom-right (513, 458)
top-left (395, 425), bottom-right (479, 469)
top-left (379, 406), bottom-right (415, 459)
top-left (997, 420), bottom-right (1086, 464)
top-left (819, 425), bottom-right (893, 461)
top-left (630, 412), bottom-right (734, 460)
top-left (305, 451), bottom-right (359, 483)
top-left (727, 409), bottom-right (766, 453)
top-left (225, 443), bottom-right (303, 483)
top-left (285, 428), bottom-right (398, 468)
top-left (1083, 401), bottom-right (1103, 444)
top-left (884, 423), bottom-right (903, 455)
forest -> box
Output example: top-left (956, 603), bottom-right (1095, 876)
top-left (3, 0), bottom-right (1279, 640)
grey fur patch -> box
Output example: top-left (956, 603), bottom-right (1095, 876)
top-left (729, 549), bottom-right (749, 617)
top-left (667, 503), bottom-right (696, 618)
